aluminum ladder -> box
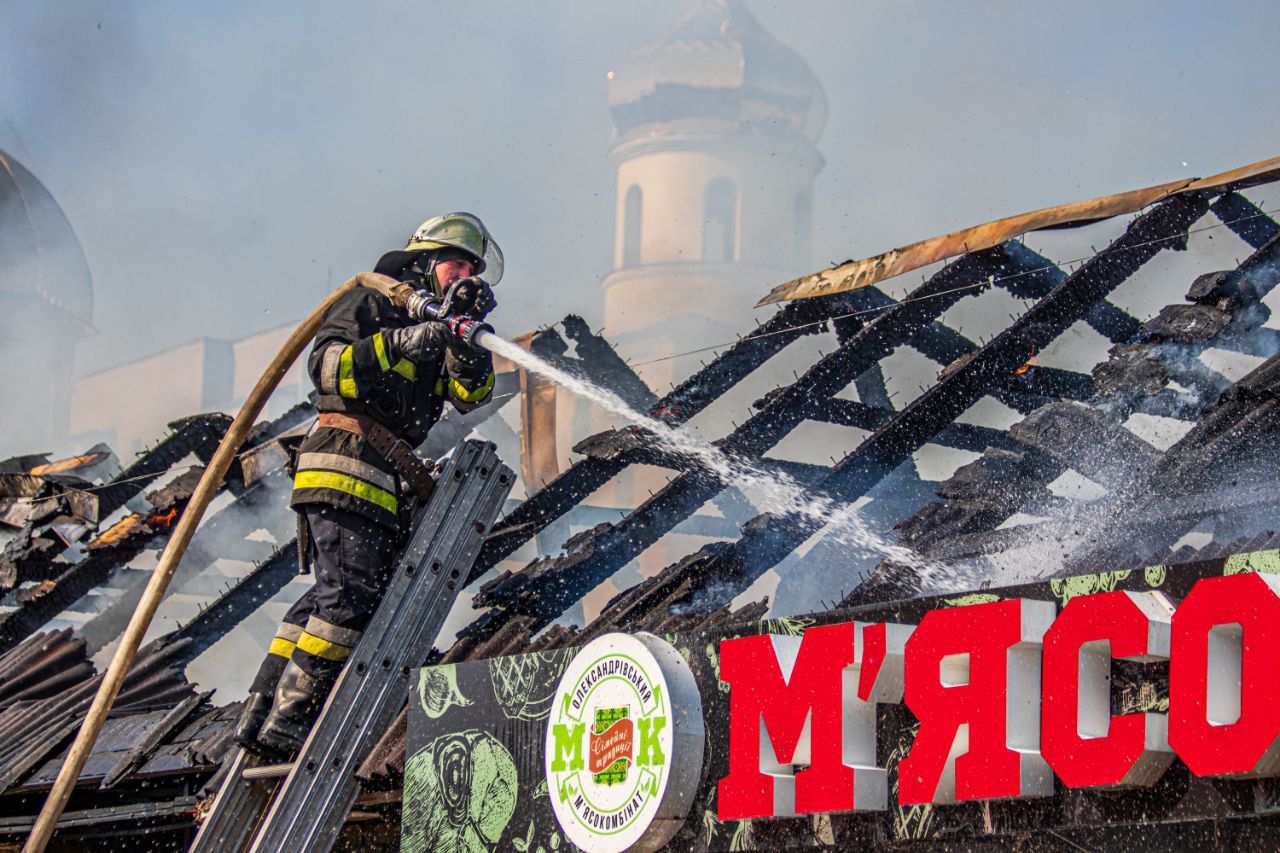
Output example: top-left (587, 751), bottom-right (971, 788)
top-left (191, 440), bottom-right (513, 852)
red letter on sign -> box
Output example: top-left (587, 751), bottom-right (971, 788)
top-left (899, 598), bottom-right (1055, 804)
top-left (842, 622), bottom-right (914, 811)
top-left (1169, 572), bottom-right (1280, 777)
top-left (1042, 591), bottom-right (1174, 788)
top-left (718, 622), bottom-right (855, 819)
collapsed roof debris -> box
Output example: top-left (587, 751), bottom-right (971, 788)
top-left (4, 163), bottom-right (1280, 845)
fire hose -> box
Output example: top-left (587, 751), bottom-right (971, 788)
top-left (23, 272), bottom-right (466, 852)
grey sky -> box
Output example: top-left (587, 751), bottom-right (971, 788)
top-left (2, 1), bottom-right (1276, 374)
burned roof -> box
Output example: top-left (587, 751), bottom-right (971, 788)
top-left (4, 164), bottom-right (1280, 844)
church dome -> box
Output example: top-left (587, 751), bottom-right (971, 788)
top-left (608, 0), bottom-right (828, 144)
top-left (0, 150), bottom-right (92, 327)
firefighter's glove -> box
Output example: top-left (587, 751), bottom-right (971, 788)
top-left (383, 321), bottom-right (449, 365)
top-left (439, 276), bottom-right (497, 320)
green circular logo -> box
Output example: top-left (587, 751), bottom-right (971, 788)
top-left (545, 632), bottom-right (702, 852)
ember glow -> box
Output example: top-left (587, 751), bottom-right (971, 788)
top-left (146, 508), bottom-right (178, 530)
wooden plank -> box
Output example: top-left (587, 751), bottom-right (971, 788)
top-left (758, 154), bottom-right (1280, 305)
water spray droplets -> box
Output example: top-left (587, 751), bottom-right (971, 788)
top-left (479, 332), bottom-right (932, 572)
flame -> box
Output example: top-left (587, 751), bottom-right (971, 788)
top-left (1013, 346), bottom-right (1039, 376)
top-left (87, 507), bottom-right (178, 549)
top-left (147, 508), bottom-right (178, 529)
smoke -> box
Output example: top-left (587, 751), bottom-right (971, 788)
top-left (86, 465), bottom-right (301, 696)
top-left (0, 2), bottom-right (1275, 416)
top-left (3, 1), bottom-right (1280, 634)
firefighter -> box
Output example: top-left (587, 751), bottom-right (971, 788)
top-left (234, 212), bottom-right (502, 756)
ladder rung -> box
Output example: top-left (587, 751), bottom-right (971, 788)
top-left (241, 763), bottom-right (294, 780)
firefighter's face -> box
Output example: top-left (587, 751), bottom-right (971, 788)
top-left (434, 258), bottom-right (475, 288)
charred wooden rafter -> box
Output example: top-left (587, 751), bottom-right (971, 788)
top-left (676, 193), bottom-right (1211, 609)
top-left (909, 218), bottom-right (1280, 561)
top-left (1211, 191), bottom-right (1280, 249)
top-left (472, 246), bottom-right (1031, 625)
top-left (471, 290), bottom-right (878, 577)
top-left (164, 541), bottom-right (300, 668)
top-left (0, 415), bottom-right (231, 593)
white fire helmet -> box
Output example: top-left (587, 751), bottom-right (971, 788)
top-left (404, 212), bottom-right (503, 285)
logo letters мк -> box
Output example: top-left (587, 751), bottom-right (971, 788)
top-left (550, 721), bottom-right (586, 772)
top-left (717, 573), bottom-right (1280, 820)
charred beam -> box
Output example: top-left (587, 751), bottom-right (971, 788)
top-left (887, 301), bottom-right (1093, 411)
top-left (559, 315), bottom-right (657, 410)
top-left (94, 414), bottom-right (231, 520)
top-left (812, 398), bottom-right (1018, 454)
top-left (996, 241), bottom-right (1142, 343)
top-left (693, 193), bottom-right (1210, 606)
top-left (472, 250), bottom-right (1010, 622)
top-left (165, 541), bottom-right (299, 668)
top-left (1211, 191), bottom-right (1280, 250)
top-left (471, 290), bottom-right (874, 576)
top-left (851, 362), bottom-right (893, 409)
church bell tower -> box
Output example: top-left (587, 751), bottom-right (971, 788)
top-left (602, 0), bottom-right (827, 389)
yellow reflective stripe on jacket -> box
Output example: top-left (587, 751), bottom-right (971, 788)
top-left (337, 345), bottom-right (358, 398)
top-left (449, 371), bottom-right (495, 403)
top-left (296, 631), bottom-right (353, 662)
top-left (268, 637), bottom-right (297, 659)
top-left (372, 332), bottom-right (417, 381)
top-left (293, 470), bottom-right (397, 514)
top-left (434, 377), bottom-right (446, 397)
top-left (296, 451), bottom-right (396, 492)
top-left (372, 332), bottom-right (392, 371)
top-left (392, 358), bottom-right (416, 381)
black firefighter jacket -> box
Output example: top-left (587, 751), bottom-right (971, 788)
top-left (289, 285), bottom-right (495, 530)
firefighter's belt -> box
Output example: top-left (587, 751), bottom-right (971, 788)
top-left (316, 412), bottom-right (436, 502)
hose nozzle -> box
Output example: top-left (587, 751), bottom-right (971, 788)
top-left (404, 293), bottom-right (494, 350)
top-left (448, 316), bottom-right (495, 349)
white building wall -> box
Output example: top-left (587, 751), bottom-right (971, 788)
top-left (70, 323), bottom-right (307, 456)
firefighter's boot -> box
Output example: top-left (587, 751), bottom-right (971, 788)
top-left (256, 660), bottom-right (335, 757)
top-left (232, 691), bottom-right (274, 753)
